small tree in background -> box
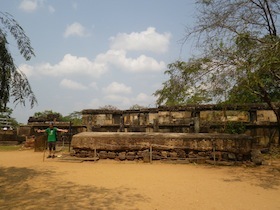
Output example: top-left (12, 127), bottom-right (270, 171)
top-left (99, 105), bottom-right (119, 110)
top-left (129, 104), bottom-right (148, 110)
top-left (62, 111), bottom-right (82, 125)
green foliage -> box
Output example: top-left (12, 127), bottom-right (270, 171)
top-left (99, 105), bottom-right (119, 110)
top-left (32, 110), bottom-right (82, 126)
top-left (224, 122), bottom-right (246, 134)
top-left (129, 104), bottom-right (147, 110)
top-left (155, 0), bottom-right (280, 113)
top-left (61, 111), bottom-right (82, 126)
top-left (0, 12), bottom-right (36, 110)
top-left (33, 110), bottom-right (62, 120)
top-left (153, 59), bottom-right (212, 106)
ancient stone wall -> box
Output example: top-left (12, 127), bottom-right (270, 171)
top-left (71, 132), bottom-right (253, 163)
top-left (82, 104), bottom-right (280, 146)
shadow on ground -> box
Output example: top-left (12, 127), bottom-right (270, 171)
top-left (223, 164), bottom-right (280, 190)
top-left (0, 166), bottom-right (148, 210)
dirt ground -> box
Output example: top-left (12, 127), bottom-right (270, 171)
top-left (0, 150), bottom-right (280, 210)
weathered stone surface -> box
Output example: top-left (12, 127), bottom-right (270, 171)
top-left (107, 151), bottom-right (116, 159)
top-left (118, 152), bottom-right (126, 160)
top-left (228, 153), bottom-right (236, 160)
top-left (126, 155), bottom-right (135, 160)
top-left (127, 151), bottom-right (136, 156)
top-left (251, 149), bottom-right (263, 165)
top-left (99, 151), bottom-right (107, 159)
top-left (198, 152), bottom-right (206, 157)
top-left (161, 151), bottom-right (168, 158)
top-left (169, 152), bottom-right (178, 160)
top-left (71, 132), bottom-right (253, 154)
top-left (143, 150), bottom-right (150, 163)
top-left (175, 149), bottom-right (186, 158)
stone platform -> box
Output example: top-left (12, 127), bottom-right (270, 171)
top-left (71, 132), bottom-right (252, 161)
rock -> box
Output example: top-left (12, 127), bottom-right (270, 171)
top-left (169, 152), bottom-right (178, 160)
top-left (251, 149), bottom-right (263, 165)
top-left (126, 155), bottom-right (135, 160)
top-left (143, 151), bottom-right (150, 163)
top-left (228, 153), bottom-right (236, 161)
top-left (118, 152), bottom-right (126, 160)
top-left (169, 152), bottom-right (178, 157)
top-left (161, 151), bottom-right (168, 158)
top-left (222, 153), bottom-right (228, 161)
top-left (99, 151), bottom-right (108, 159)
top-left (175, 149), bottom-right (186, 158)
top-left (107, 151), bottom-right (116, 159)
top-left (188, 154), bottom-right (197, 158)
top-left (198, 152), bottom-right (206, 157)
top-left (237, 154), bottom-right (243, 161)
top-left (152, 155), bottom-right (161, 160)
top-left (127, 151), bottom-right (136, 156)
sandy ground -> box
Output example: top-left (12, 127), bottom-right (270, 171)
top-left (0, 150), bottom-right (280, 210)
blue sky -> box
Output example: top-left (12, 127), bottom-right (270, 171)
top-left (2, 0), bottom-right (197, 123)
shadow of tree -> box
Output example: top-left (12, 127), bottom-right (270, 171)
top-left (223, 165), bottom-right (280, 190)
top-left (0, 166), bottom-right (149, 210)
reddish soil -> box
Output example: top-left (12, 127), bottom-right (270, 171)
top-left (0, 150), bottom-right (280, 210)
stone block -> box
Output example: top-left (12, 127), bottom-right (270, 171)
top-left (99, 151), bottom-right (107, 159)
top-left (107, 151), bottom-right (116, 159)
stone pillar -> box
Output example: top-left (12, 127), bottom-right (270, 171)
top-left (87, 115), bottom-right (92, 132)
top-left (153, 119), bottom-right (159, 132)
top-left (194, 112), bottom-right (200, 133)
top-left (119, 115), bottom-right (124, 132)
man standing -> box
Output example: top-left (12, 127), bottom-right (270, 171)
top-left (37, 122), bottom-right (68, 158)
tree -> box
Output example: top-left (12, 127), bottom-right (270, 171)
top-left (129, 104), bottom-right (148, 110)
top-left (0, 12), bottom-right (36, 111)
top-left (155, 0), bottom-right (280, 145)
top-left (153, 59), bottom-right (213, 105)
top-left (33, 110), bottom-right (63, 121)
top-left (99, 105), bottom-right (119, 110)
top-left (62, 111), bottom-right (82, 125)
top-left (31, 110), bottom-right (82, 125)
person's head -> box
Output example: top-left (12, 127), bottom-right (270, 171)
top-left (49, 122), bottom-right (54, 128)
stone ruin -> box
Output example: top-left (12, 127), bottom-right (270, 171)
top-left (17, 114), bottom-right (86, 150)
top-left (70, 104), bottom-right (280, 165)
top-left (71, 132), bottom-right (253, 165)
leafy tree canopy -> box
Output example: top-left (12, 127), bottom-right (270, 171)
top-left (155, 0), bottom-right (280, 107)
top-left (0, 12), bottom-right (36, 111)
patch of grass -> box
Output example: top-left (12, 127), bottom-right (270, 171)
top-left (0, 145), bottom-right (22, 151)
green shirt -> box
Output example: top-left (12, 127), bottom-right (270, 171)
top-left (45, 127), bottom-right (57, 142)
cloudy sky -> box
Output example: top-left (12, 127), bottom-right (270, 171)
top-left (2, 0), bottom-right (197, 123)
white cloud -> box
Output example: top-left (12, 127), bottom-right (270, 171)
top-left (64, 22), bottom-right (90, 38)
top-left (19, 64), bottom-right (34, 77)
top-left (103, 82), bottom-right (132, 94)
top-left (96, 50), bottom-right (165, 72)
top-left (19, 0), bottom-right (39, 12)
top-left (60, 79), bottom-right (87, 90)
top-left (135, 93), bottom-right (153, 102)
top-left (89, 82), bottom-right (98, 90)
top-left (21, 50), bottom-right (164, 78)
top-left (38, 54), bottom-right (107, 78)
top-left (72, 2), bottom-right (78, 10)
top-left (110, 27), bottom-right (171, 53)
top-left (101, 92), bottom-right (156, 109)
top-left (48, 5), bottom-right (55, 13)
